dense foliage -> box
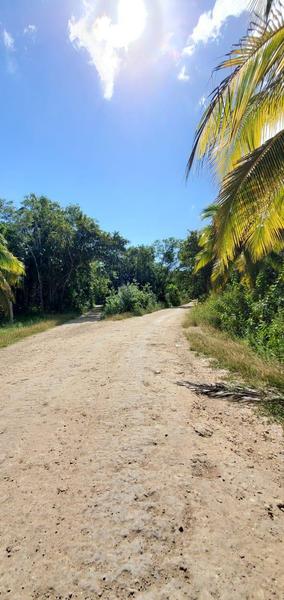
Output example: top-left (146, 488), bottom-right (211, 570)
top-left (190, 256), bottom-right (284, 362)
top-left (0, 195), bottom-right (207, 321)
top-left (0, 195), bottom-right (110, 313)
top-left (104, 283), bottom-right (158, 316)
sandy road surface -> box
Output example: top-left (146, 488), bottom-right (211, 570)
top-left (0, 308), bottom-right (283, 600)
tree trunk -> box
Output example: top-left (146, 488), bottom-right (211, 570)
top-left (38, 276), bottom-right (44, 313)
top-left (8, 301), bottom-right (14, 323)
top-left (30, 247), bottom-right (44, 313)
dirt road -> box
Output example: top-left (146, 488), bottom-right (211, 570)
top-left (0, 308), bottom-right (283, 600)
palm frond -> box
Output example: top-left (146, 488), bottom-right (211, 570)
top-left (0, 235), bottom-right (25, 275)
top-left (200, 204), bottom-right (219, 221)
top-left (194, 246), bottom-right (214, 272)
top-left (0, 234), bottom-right (25, 316)
top-left (194, 212), bottom-right (218, 273)
top-left (246, 189), bottom-right (284, 259)
top-left (187, 16), bottom-right (284, 177)
top-left (250, 1), bottom-right (281, 20)
top-left (187, 0), bottom-right (284, 281)
top-left (215, 129), bottom-right (284, 266)
top-left (214, 74), bottom-right (284, 176)
top-left (0, 271), bottom-right (14, 315)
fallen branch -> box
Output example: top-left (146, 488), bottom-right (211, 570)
top-left (177, 381), bottom-right (284, 404)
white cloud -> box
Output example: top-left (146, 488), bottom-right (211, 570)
top-left (177, 65), bottom-right (189, 82)
top-left (182, 44), bottom-right (194, 57)
top-left (3, 29), bottom-right (14, 51)
top-left (24, 24), bottom-right (37, 35)
top-left (183, 0), bottom-right (249, 55)
top-left (199, 95), bottom-right (207, 108)
top-left (69, 0), bottom-right (148, 100)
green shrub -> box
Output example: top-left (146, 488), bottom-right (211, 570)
top-left (186, 295), bottom-right (221, 328)
top-left (103, 293), bottom-right (121, 316)
top-left (187, 287), bottom-right (250, 334)
top-left (104, 283), bottom-right (158, 316)
top-left (187, 266), bottom-right (284, 363)
top-left (247, 310), bottom-right (284, 362)
top-left (265, 312), bottom-right (284, 361)
top-left (165, 283), bottom-right (181, 307)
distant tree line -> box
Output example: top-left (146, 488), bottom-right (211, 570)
top-left (0, 194), bottom-right (209, 320)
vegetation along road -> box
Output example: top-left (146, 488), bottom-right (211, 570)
top-left (1, 308), bottom-right (283, 600)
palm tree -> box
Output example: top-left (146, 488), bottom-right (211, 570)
top-left (194, 205), bottom-right (217, 272)
top-left (188, 0), bottom-right (284, 279)
top-left (0, 234), bottom-right (25, 321)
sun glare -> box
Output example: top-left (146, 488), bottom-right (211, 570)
top-left (117, 0), bottom-right (147, 45)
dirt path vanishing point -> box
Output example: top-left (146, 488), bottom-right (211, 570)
top-left (0, 308), bottom-right (283, 600)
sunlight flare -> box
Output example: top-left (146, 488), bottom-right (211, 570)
top-left (117, 0), bottom-right (147, 46)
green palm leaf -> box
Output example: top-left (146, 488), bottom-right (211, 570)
top-left (188, 1), bottom-right (284, 279)
top-left (194, 205), bottom-right (219, 273)
top-left (215, 129), bottom-right (284, 266)
top-left (0, 234), bottom-right (25, 316)
top-left (215, 73), bottom-right (284, 176)
top-left (246, 189), bottom-right (284, 259)
top-left (187, 15), bottom-right (284, 177)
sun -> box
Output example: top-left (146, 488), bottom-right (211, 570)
top-left (117, 0), bottom-right (147, 45)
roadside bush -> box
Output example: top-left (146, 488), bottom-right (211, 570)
top-left (247, 309), bottom-right (284, 362)
top-left (165, 283), bottom-right (181, 307)
top-left (187, 260), bottom-right (284, 363)
top-left (103, 293), bottom-right (121, 316)
top-left (265, 311), bottom-right (284, 362)
top-left (187, 287), bottom-right (250, 336)
top-left (104, 283), bottom-right (158, 316)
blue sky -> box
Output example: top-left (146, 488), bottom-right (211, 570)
top-left (0, 0), bottom-right (250, 244)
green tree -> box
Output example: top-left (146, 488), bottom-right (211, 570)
top-left (154, 238), bottom-right (180, 271)
top-left (4, 195), bottom-right (107, 313)
top-left (178, 231), bottom-right (211, 298)
top-left (98, 231), bottom-right (128, 289)
top-left (125, 246), bottom-right (157, 287)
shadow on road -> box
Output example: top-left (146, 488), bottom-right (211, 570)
top-left (66, 307), bottom-right (103, 325)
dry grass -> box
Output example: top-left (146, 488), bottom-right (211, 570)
top-left (103, 312), bottom-right (135, 321)
top-left (0, 314), bottom-right (76, 349)
top-left (183, 312), bottom-right (284, 424)
top-left (185, 324), bottom-right (283, 389)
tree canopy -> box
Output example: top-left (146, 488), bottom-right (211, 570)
top-left (0, 194), bottom-right (209, 319)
